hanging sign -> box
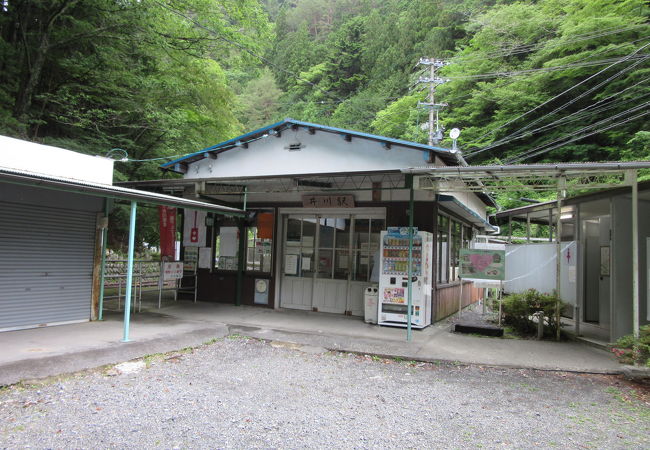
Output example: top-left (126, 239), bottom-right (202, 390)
top-left (459, 249), bottom-right (506, 280)
top-left (158, 206), bottom-right (176, 260)
top-left (302, 194), bottom-right (355, 208)
top-left (183, 209), bottom-right (207, 247)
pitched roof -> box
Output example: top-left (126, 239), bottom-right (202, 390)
top-left (160, 118), bottom-right (458, 171)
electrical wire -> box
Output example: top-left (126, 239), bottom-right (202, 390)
top-left (464, 42), bottom-right (650, 153)
top-left (450, 24), bottom-right (648, 63)
top-left (465, 77), bottom-right (650, 156)
top-left (505, 105), bottom-right (650, 164)
top-left (508, 109), bottom-right (650, 163)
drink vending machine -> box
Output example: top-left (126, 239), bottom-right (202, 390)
top-left (378, 227), bottom-right (433, 328)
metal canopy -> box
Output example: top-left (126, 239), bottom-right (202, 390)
top-left (0, 166), bottom-right (244, 216)
top-left (404, 160), bottom-right (650, 341)
top-left (404, 161), bottom-right (650, 193)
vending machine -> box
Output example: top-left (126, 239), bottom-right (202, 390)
top-left (378, 227), bottom-right (433, 328)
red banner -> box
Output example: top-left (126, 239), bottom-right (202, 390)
top-left (159, 206), bottom-right (176, 260)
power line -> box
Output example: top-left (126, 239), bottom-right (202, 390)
top-left (464, 42), bottom-right (650, 153)
top-left (465, 76), bottom-right (650, 156)
top-left (505, 104), bottom-right (650, 164)
top-left (473, 53), bottom-right (650, 154)
top-left (450, 24), bottom-right (648, 63)
top-left (509, 110), bottom-right (650, 163)
top-left (445, 53), bottom-right (648, 81)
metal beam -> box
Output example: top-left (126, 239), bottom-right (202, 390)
top-left (629, 170), bottom-right (640, 339)
top-left (122, 201), bottom-right (137, 342)
top-left (555, 178), bottom-right (566, 341)
top-left (406, 175), bottom-right (414, 342)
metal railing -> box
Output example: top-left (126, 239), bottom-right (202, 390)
top-left (103, 260), bottom-right (181, 312)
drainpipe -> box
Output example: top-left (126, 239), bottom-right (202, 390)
top-left (122, 201), bottom-right (137, 342)
top-left (98, 200), bottom-right (110, 321)
top-left (407, 175), bottom-right (414, 342)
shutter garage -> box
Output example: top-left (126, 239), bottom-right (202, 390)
top-left (0, 200), bottom-right (96, 331)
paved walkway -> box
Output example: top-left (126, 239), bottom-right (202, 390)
top-left (0, 301), bottom-right (621, 386)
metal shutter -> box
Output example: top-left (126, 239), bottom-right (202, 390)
top-left (0, 200), bottom-right (96, 330)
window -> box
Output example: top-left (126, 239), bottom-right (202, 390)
top-left (215, 226), bottom-right (239, 270)
top-left (437, 215), bottom-right (474, 283)
top-left (214, 212), bottom-right (274, 272)
top-left (246, 227), bottom-right (273, 272)
top-left (284, 217), bottom-right (316, 278)
top-left (437, 215), bottom-right (449, 284)
top-left (283, 215), bottom-right (384, 281)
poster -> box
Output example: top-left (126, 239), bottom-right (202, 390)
top-left (198, 247), bottom-right (212, 269)
top-left (183, 247), bottom-right (198, 272)
top-left (459, 249), bottom-right (506, 280)
top-left (162, 261), bottom-right (183, 280)
top-left (383, 287), bottom-right (405, 304)
top-left (219, 227), bottom-right (239, 257)
top-left (158, 206), bottom-right (176, 259)
top-left (284, 254), bottom-right (298, 275)
top-left (183, 209), bottom-right (207, 247)
top-left (301, 256), bottom-right (311, 271)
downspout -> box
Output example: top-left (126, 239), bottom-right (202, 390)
top-left (98, 200), bottom-right (110, 321)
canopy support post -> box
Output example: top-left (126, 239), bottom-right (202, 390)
top-left (122, 201), bottom-right (137, 342)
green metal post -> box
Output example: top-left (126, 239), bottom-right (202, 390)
top-left (407, 175), bottom-right (414, 342)
top-left (122, 201), bottom-right (137, 342)
top-left (98, 200), bottom-right (109, 321)
top-left (235, 187), bottom-right (248, 307)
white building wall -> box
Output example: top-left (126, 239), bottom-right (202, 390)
top-left (185, 129), bottom-right (433, 179)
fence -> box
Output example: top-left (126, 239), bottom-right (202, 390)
top-left (103, 259), bottom-right (184, 312)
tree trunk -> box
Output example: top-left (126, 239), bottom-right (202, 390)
top-left (13, 0), bottom-right (78, 123)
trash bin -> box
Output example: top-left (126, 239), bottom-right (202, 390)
top-left (364, 285), bottom-right (379, 324)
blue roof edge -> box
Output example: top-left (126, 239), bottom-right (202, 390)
top-left (161, 118), bottom-right (453, 171)
top-left (437, 194), bottom-right (497, 232)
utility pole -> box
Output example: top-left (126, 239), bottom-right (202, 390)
top-left (416, 58), bottom-right (448, 146)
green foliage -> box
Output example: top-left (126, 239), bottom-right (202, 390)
top-left (610, 325), bottom-right (650, 366)
top-left (496, 289), bottom-right (565, 338)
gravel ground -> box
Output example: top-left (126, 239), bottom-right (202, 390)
top-left (0, 336), bottom-right (648, 449)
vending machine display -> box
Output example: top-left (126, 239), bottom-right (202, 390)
top-left (378, 227), bottom-right (433, 328)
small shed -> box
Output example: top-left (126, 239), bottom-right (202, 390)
top-left (0, 136), bottom-right (242, 334)
top-left (493, 181), bottom-right (650, 342)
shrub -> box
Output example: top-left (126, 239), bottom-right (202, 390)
top-left (610, 325), bottom-right (650, 366)
top-left (494, 289), bottom-right (565, 338)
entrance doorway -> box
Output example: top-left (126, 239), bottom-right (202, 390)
top-left (279, 211), bottom-right (385, 316)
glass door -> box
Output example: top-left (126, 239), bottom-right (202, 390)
top-left (279, 216), bottom-right (316, 310)
top-left (312, 217), bottom-right (351, 314)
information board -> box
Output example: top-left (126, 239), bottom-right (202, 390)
top-left (459, 249), bottom-right (506, 280)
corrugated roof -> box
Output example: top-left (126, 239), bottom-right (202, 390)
top-left (0, 166), bottom-right (244, 216)
top-left (160, 118), bottom-right (457, 170)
